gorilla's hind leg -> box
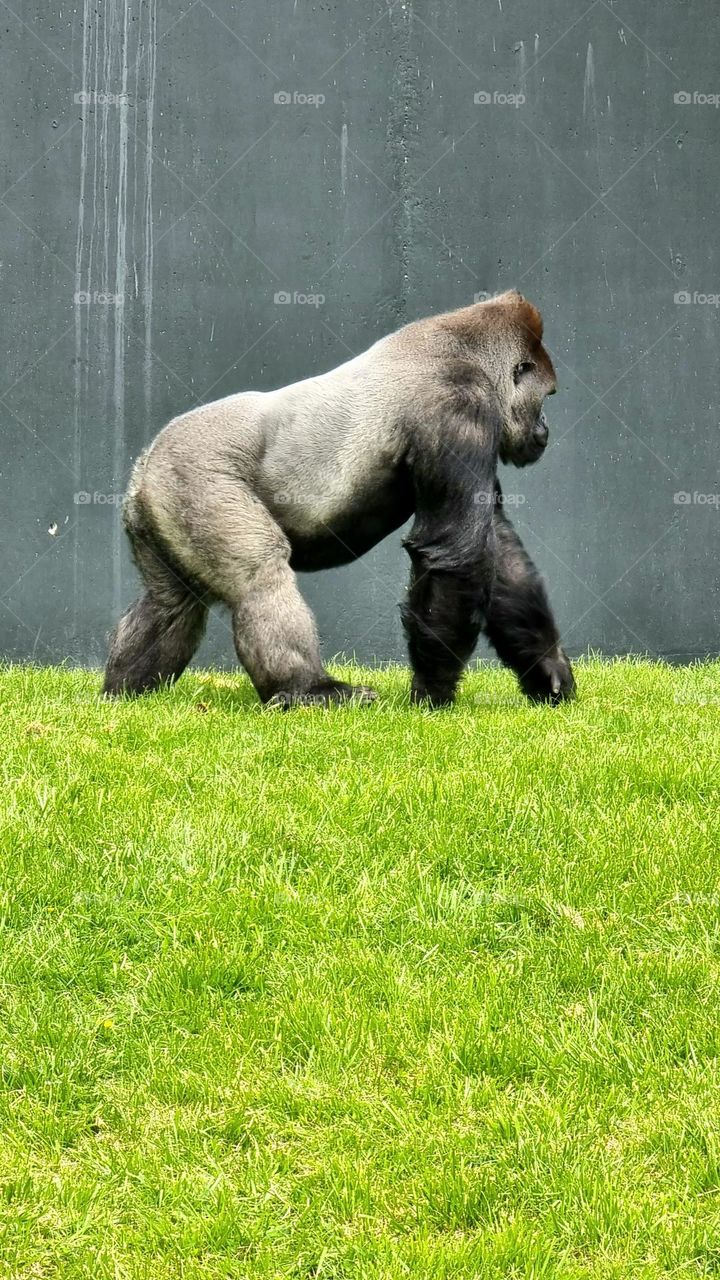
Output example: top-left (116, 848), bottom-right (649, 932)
top-left (231, 560), bottom-right (376, 708)
top-left (200, 491), bottom-right (374, 707)
top-left (103, 588), bottom-right (208, 696)
top-left (104, 492), bottom-right (210, 697)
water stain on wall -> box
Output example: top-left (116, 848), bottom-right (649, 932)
top-left (74, 0), bottom-right (157, 624)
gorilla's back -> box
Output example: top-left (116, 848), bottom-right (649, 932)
top-left (264, 361), bottom-right (415, 565)
top-left (132, 327), bottom-right (426, 573)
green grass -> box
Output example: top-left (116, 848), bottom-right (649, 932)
top-left (2, 658), bottom-right (720, 1279)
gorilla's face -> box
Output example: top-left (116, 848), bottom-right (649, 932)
top-left (465, 290), bottom-right (556, 469)
top-left (499, 346), bottom-right (557, 468)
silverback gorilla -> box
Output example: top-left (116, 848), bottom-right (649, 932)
top-left (104, 289), bottom-right (575, 708)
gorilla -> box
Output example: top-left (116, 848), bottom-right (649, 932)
top-left (104, 289), bottom-right (575, 708)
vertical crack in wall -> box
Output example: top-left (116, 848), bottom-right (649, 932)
top-left (73, 0), bottom-right (91, 632)
top-left (340, 121), bottom-right (348, 199)
top-left (143, 0), bottom-right (157, 433)
top-left (385, 1), bottom-right (421, 326)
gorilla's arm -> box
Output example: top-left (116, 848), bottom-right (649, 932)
top-left (484, 485), bottom-right (575, 703)
top-left (401, 411), bottom-right (498, 706)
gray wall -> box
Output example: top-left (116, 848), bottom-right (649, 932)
top-left (1, 0), bottom-right (718, 669)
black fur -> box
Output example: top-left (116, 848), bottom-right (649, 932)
top-left (401, 403), bottom-right (500, 705)
top-left (401, 412), bottom-right (573, 707)
top-left (483, 484), bottom-right (575, 704)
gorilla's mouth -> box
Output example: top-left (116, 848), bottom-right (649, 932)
top-left (533, 412), bottom-right (549, 450)
top-left (500, 418), bottom-right (550, 468)
top-left (522, 413), bottom-right (549, 464)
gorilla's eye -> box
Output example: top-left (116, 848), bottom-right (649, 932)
top-left (513, 360), bottom-right (535, 384)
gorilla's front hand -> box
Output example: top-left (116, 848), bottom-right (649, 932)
top-left (519, 648), bottom-right (576, 705)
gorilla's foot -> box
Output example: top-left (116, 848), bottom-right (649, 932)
top-left (266, 678), bottom-right (377, 709)
top-left (409, 676), bottom-right (459, 708)
top-left (519, 649), bottom-right (576, 705)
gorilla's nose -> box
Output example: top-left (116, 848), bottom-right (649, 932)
top-left (533, 419), bottom-right (549, 448)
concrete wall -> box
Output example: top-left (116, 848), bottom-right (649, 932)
top-left (1, 0), bottom-right (718, 668)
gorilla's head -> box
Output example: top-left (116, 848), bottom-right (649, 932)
top-left (474, 290), bottom-right (558, 468)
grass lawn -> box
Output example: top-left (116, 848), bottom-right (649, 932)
top-left (2, 658), bottom-right (720, 1279)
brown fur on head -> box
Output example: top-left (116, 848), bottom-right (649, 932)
top-left (441, 289), bottom-right (557, 467)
